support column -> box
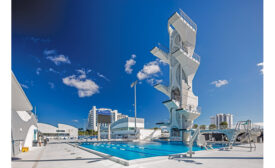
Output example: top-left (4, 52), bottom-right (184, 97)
top-left (97, 123), bottom-right (101, 141)
top-left (108, 123), bottom-right (111, 140)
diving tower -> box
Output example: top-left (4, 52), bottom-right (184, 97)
top-left (152, 9), bottom-right (201, 144)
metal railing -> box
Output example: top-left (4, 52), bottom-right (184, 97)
top-left (192, 52), bottom-right (200, 63)
top-left (178, 9), bottom-right (197, 31)
top-left (184, 104), bottom-right (202, 114)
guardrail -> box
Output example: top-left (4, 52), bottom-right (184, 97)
top-left (184, 105), bottom-right (202, 113)
top-left (192, 52), bottom-right (200, 63)
top-left (178, 9), bottom-right (197, 31)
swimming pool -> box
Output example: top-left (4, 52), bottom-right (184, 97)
top-left (80, 141), bottom-right (224, 160)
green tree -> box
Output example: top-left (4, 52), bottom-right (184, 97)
top-left (220, 121), bottom-right (228, 129)
top-left (199, 125), bottom-right (206, 130)
top-left (209, 124), bottom-right (216, 130)
top-left (192, 124), bottom-right (198, 129)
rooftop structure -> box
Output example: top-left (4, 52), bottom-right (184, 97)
top-left (152, 9), bottom-right (201, 143)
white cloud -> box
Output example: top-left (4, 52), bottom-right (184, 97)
top-left (257, 62), bottom-right (263, 74)
top-left (62, 70), bottom-right (99, 98)
top-left (97, 72), bottom-right (110, 81)
top-left (49, 68), bottom-right (60, 74)
top-left (137, 60), bottom-right (161, 80)
top-left (211, 80), bottom-right (229, 88)
top-left (125, 54), bottom-right (136, 74)
top-left (46, 55), bottom-right (71, 65)
top-left (21, 84), bottom-right (29, 89)
top-left (76, 69), bottom-right (87, 79)
top-left (44, 49), bottom-right (56, 55)
top-left (48, 82), bottom-right (55, 89)
top-left (146, 78), bottom-right (163, 86)
top-left (44, 49), bottom-right (71, 65)
top-left (36, 68), bottom-right (42, 75)
top-left (72, 120), bottom-right (79, 123)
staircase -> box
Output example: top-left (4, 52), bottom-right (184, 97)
top-left (228, 120), bottom-right (256, 151)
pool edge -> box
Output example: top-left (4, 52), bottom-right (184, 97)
top-left (69, 143), bottom-right (130, 166)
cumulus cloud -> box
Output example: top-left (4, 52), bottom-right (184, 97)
top-left (211, 80), bottom-right (229, 88)
top-left (44, 49), bottom-right (71, 65)
top-left (76, 69), bottom-right (87, 79)
top-left (257, 62), bottom-right (263, 74)
top-left (125, 54), bottom-right (136, 74)
top-left (46, 55), bottom-right (71, 65)
top-left (62, 70), bottom-right (99, 98)
top-left (48, 82), bottom-right (55, 89)
top-left (36, 68), bottom-right (42, 75)
top-left (137, 60), bottom-right (161, 80)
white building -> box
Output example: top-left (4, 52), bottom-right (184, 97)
top-left (210, 113), bottom-right (233, 129)
top-left (37, 123), bottom-right (78, 139)
top-left (100, 117), bottom-right (161, 140)
top-left (87, 106), bottom-right (128, 131)
top-left (12, 72), bottom-right (38, 156)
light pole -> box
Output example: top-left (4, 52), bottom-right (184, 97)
top-left (83, 119), bottom-right (86, 137)
top-left (131, 80), bottom-right (138, 137)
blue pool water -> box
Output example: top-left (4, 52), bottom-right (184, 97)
top-left (80, 141), bottom-right (224, 160)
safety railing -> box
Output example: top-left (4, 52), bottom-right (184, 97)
top-left (184, 104), bottom-right (202, 114)
top-left (178, 9), bottom-right (197, 32)
top-left (192, 52), bottom-right (200, 63)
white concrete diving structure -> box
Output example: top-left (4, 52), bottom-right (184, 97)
top-left (151, 9), bottom-right (201, 144)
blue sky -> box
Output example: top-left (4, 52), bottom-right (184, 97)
top-left (12, 0), bottom-right (263, 128)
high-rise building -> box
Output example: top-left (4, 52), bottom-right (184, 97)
top-left (210, 113), bottom-right (233, 129)
top-left (87, 106), bottom-right (128, 131)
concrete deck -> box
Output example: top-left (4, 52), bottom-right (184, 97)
top-left (12, 143), bottom-right (263, 168)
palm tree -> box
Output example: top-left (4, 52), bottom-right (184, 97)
top-left (192, 124), bottom-right (198, 129)
top-left (220, 121), bottom-right (228, 129)
top-left (209, 124), bottom-right (216, 130)
top-left (199, 125), bottom-right (206, 130)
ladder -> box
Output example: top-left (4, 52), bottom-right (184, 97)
top-left (228, 121), bottom-right (241, 149)
top-left (228, 120), bottom-right (256, 151)
top-left (187, 128), bottom-right (200, 157)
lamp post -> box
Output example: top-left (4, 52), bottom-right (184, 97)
top-left (83, 119), bottom-right (86, 137)
top-left (131, 80), bottom-right (138, 137)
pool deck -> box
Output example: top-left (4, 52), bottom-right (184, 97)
top-left (12, 143), bottom-right (263, 168)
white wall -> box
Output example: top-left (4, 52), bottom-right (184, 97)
top-left (138, 129), bottom-right (161, 140)
top-left (24, 125), bottom-right (37, 150)
top-left (58, 124), bottom-right (78, 138)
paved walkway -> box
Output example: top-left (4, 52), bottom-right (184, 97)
top-left (12, 143), bottom-right (263, 168)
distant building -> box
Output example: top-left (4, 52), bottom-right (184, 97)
top-left (100, 117), bottom-right (145, 139)
top-left (87, 106), bottom-right (128, 131)
top-left (210, 113), bottom-right (233, 129)
top-left (37, 123), bottom-right (78, 139)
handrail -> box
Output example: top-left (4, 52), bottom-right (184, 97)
top-left (178, 9), bottom-right (197, 31)
top-left (192, 52), bottom-right (200, 63)
top-left (183, 104), bottom-right (201, 114)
